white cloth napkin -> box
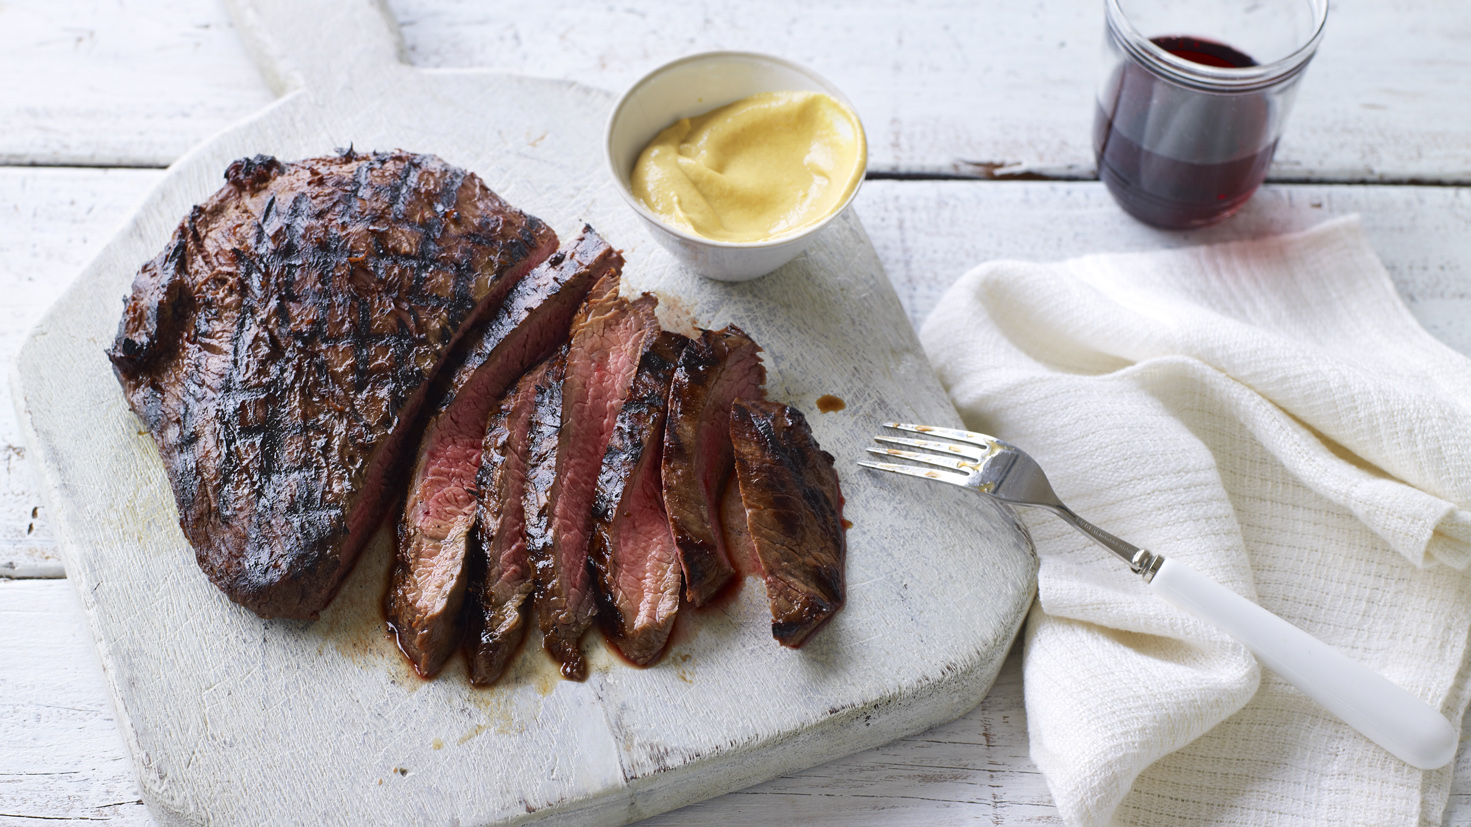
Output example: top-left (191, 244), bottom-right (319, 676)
top-left (919, 216), bottom-right (1471, 827)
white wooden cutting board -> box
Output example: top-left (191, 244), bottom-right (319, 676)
top-left (8, 1), bottom-right (1037, 824)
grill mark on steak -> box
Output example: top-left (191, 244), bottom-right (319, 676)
top-left (536, 272), bottom-right (661, 680)
top-left (588, 331), bottom-right (690, 666)
top-left (108, 149), bottom-right (556, 619)
top-left (461, 358), bottom-right (546, 686)
top-left (387, 228), bottom-right (619, 677)
top-left (661, 325), bottom-right (766, 605)
top-left (730, 399), bottom-right (847, 648)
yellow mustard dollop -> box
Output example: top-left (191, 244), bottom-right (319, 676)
top-left (631, 90), bottom-right (866, 243)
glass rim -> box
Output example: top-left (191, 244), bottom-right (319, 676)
top-left (1104, 0), bottom-right (1328, 92)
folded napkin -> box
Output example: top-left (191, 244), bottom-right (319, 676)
top-left (919, 216), bottom-right (1471, 827)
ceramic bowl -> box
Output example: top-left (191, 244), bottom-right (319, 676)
top-left (604, 51), bottom-right (868, 282)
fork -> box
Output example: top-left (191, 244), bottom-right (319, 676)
top-left (859, 422), bottom-right (1458, 770)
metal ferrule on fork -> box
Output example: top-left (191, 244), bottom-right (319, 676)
top-left (1131, 548), bottom-right (1164, 582)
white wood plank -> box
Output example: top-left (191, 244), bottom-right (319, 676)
top-left (387, 0), bottom-right (1471, 183)
top-left (852, 181), bottom-right (1471, 351)
top-left (0, 0), bottom-right (273, 168)
top-left (0, 168), bottom-right (165, 578)
top-left (0, 579), bottom-right (152, 825)
top-left (4, 0), bottom-right (1470, 182)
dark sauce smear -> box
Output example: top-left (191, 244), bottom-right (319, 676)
top-left (1094, 35), bottom-right (1274, 229)
top-left (815, 394), bottom-right (846, 413)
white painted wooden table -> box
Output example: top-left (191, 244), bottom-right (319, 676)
top-left (3, 2), bottom-right (1469, 824)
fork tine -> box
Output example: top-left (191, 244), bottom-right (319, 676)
top-left (884, 422), bottom-right (1001, 449)
top-left (856, 460), bottom-right (971, 487)
top-left (866, 446), bottom-right (982, 473)
top-left (873, 434), bottom-right (988, 461)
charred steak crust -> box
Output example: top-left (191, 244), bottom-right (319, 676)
top-left (730, 399), bottom-right (847, 648)
top-left (661, 325), bottom-right (766, 605)
top-left (387, 228), bottom-right (620, 676)
top-left (538, 272), bottom-right (661, 680)
top-left (463, 359), bottom-right (546, 686)
top-left (588, 330), bottom-right (691, 666)
top-left (108, 149), bottom-right (556, 619)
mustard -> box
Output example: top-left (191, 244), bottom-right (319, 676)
top-left (631, 91), bottom-right (866, 243)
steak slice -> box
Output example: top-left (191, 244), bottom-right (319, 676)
top-left (107, 150), bottom-right (557, 619)
top-left (661, 325), bottom-right (765, 605)
top-left (729, 399), bottom-right (847, 648)
top-left (718, 470), bottom-right (760, 577)
top-left (462, 359), bottom-right (547, 686)
top-left (387, 228), bottom-right (619, 676)
top-left (538, 272), bottom-right (661, 679)
top-left (589, 331), bottom-right (690, 666)
top-left (522, 348), bottom-right (565, 669)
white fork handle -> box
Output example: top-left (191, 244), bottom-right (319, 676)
top-left (1149, 557), bottom-right (1459, 770)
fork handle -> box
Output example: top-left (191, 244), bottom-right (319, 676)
top-left (1148, 556), bottom-right (1459, 770)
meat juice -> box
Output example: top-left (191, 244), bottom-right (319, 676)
top-left (1094, 36), bottom-right (1274, 229)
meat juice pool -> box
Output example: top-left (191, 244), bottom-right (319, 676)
top-left (1094, 36), bottom-right (1275, 229)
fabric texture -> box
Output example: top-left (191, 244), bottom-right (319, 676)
top-left (918, 216), bottom-right (1471, 827)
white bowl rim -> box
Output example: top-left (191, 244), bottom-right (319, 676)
top-left (603, 49), bottom-right (869, 252)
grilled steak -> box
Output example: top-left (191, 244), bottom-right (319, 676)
top-left (387, 229), bottom-right (618, 675)
top-left (521, 348), bottom-right (565, 669)
top-left (107, 150), bottom-right (556, 619)
top-left (462, 359), bottom-right (546, 686)
top-left (730, 400), bottom-right (846, 647)
top-left (589, 331), bottom-right (690, 665)
top-left (718, 470), bottom-right (760, 576)
top-left (661, 326), bottom-right (765, 605)
top-left (537, 273), bottom-right (661, 679)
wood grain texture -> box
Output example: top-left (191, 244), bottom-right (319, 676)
top-left (7, 2), bottom-right (1035, 824)
top-left (0, 579), bottom-right (150, 825)
top-left (4, 0), bottom-right (1471, 182)
top-left (387, 0), bottom-right (1471, 183)
top-left (0, 168), bottom-right (165, 578)
top-left (0, 0), bottom-right (273, 168)
top-left (851, 181), bottom-right (1471, 350)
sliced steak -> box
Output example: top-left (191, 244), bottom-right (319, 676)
top-left (729, 399), bottom-right (847, 648)
top-left (661, 325), bottom-right (765, 605)
top-left (387, 228), bottom-right (619, 676)
top-left (462, 359), bottom-right (547, 686)
top-left (107, 150), bottom-right (557, 619)
top-left (718, 470), bottom-right (760, 577)
top-left (521, 348), bottom-right (565, 671)
top-left (589, 331), bottom-right (690, 666)
top-left (537, 273), bottom-right (661, 680)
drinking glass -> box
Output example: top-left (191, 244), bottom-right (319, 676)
top-left (1093, 0), bottom-right (1328, 229)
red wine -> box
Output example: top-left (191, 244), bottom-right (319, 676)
top-left (1095, 36), bottom-right (1276, 229)
top-left (1156, 35), bottom-right (1255, 69)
